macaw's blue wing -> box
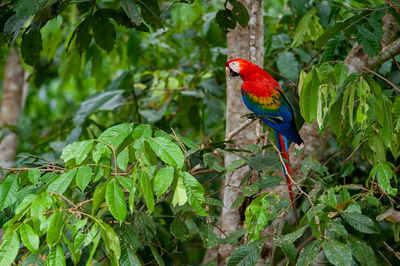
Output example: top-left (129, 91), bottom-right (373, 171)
top-left (241, 86), bottom-right (303, 145)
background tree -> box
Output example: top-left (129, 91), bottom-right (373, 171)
top-left (0, 0), bottom-right (400, 265)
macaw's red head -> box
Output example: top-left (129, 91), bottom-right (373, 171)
top-left (225, 58), bottom-right (264, 81)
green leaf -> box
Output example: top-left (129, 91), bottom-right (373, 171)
top-left (296, 240), bottom-right (320, 266)
top-left (146, 137), bottom-right (184, 168)
top-left (315, 21), bottom-right (345, 48)
top-left (99, 123), bottom-right (133, 149)
top-left (292, 7), bottom-right (318, 47)
top-left (361, 195), bottom-right (381, 207)
top-left (47, 210), bottom-right (65, 247)
top-left (341, 212), bottom-right (376, 234)
top-left (372, 162), bottom-right (397, 196)
top-left (170, 219), bottom-right (189, 240)
top-left (85, 233), bottom-right (100, 266)
top-left (216, 9), bottom-right (236, 30)
top-left (244, 193), bottom-right (270, 241)
top-left (98, 220), bottom-right (121, 262)
top-left (198, 223), bottom-right (219, 248)
top-left (182, 172), bottom-right (207, 216)
top-left (323, 32), bottom-right (343, 62)
top-left (117, 148), bottom-right (129, 171)
top-left (323, 239), bottom-right (352, 266)
top-left (106, 179), bottom-right (127, 222)
top-left (203, 153), bottom-right (224, 172)
top-left (276, 51), bottom-right (299, 82)
top-left (132, 124), bottom-right (152, 139)
top-left (246, 152), bottom-right (281, 172)
top-left (92, 181), bottom-right (108, 215)
top-left (299, 69), bottom-right (319, 123)
top-left (92, 143), bottom-right (111, 163)
top-left (140, 168), bottom-right (155, 213)
top-left (76, 17), bottom-right (93, 54)
top-left (73, 90), bottom-right (125, 126)
top-left (283, 226), bottom-right (308, 242)
top-left (279, 240), bottom-right (296, 262)
top-left (326, 188), bottom-right (337, 208)
top-left (230, 0), bottom-right (249, 27)
top-left (138, 0), bottom-right (161, 28)
top-left (356, 25), bottom-right (381, 56)
top-left (150, 246), bottom-right (165, 266)
top-left (0, 174), bottom-right (19, 210)
top-left (61, 140), bottom-right (94, 164)
top-left (119, 176), bottom-right (133, 192)
top-left (76, 165), bottom-right (92, 192)
top-left (0, 231), bottom-right (20, 265)
top-left (20, 223), bottom-right (39, 253)
top-left (325, 221), bottom-right (348, 239)
top-left (379, 95), bottom-right (393, 147)
top-left (349, 236), bottom-right (377, 266)
top-left (120, 243), bottom-right (141, 266)
top-left (154, 166), bottom-right (174, 198)
top-left (259, 175), bottom-right (282, 189)
top-left (121, 0), bottom-right (141, 26)
top-left (47, 244), bottom-right (66, 266)
top-left (172, 176), bottom-right (187, 206)
top-left (221, 229), bottom-right (246, 245)
top-left (47, 169), bottom-right (77, 194)
top-left (227, 240), bottom-right (263, 266)
top-left (14, 0), bottom-right (47, 18)
top-left (28, 168), bottom-right (41, 184)
top-left (92, 11), bottom-right (116, 52)
top-left (21, 30), bottom-right (42, 66)
top-left (232, 193), bottom-right (245, 209)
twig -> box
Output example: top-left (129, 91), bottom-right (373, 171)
top-left (392, 57), bottom-right (400, 72)
top-left (270, 140), bottom-right (322, 236)
top-left (345, 138), bottom-right (367, 161)
top-left (378, 250), bottom-right (393, 266)
top-left (342, 60), bottom-right (400, 92)
top-left (383, 241), bottom-right (400, 261)
top-left (191, 168), bottom-right (219, 176)
top-left (0, 1), bottom-right (12, 8)
top-left (225, 118), bottom-right (256, 141)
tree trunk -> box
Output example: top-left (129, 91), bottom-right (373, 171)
top-left (0, 47), bottom-right (25, 167)
top-left (218, 1), bottom-right (263, 264)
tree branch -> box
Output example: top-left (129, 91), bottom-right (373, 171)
top-left (225, 118), bottom-right (256, 141)
top-left (369, 37), bottom-right (400, 69)
top-left (0, 1), bottom-right (12, 8)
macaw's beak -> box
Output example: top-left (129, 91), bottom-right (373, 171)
top-left (225, 66), bottom-right (239, 78)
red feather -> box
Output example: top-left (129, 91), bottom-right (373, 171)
top-left (277, 133), bottom-right (298, 224)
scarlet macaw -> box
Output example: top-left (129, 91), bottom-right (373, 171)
top-left (225, 58), bottom-right (303, 222)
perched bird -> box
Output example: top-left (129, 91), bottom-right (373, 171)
top-left (225, 58), bottom-right (303, 222)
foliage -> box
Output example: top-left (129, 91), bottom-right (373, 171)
top-left (0, 0), bottom-right (400, 265)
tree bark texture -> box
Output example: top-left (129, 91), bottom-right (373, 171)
top-left (218, 0), bottom-right (263, 264)
top-left (0, 47), bottom-right (25, 168)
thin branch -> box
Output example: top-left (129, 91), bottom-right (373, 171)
top-left (270, 139), bottom-right (322, 236)
top-left (0, 1), bottom-right (12, 8)
top-left (369, 37), bottom-right (400, 70)
top-left (343, 60), bottom-right (400, 92)
top-left (383, 241), bottom-right (400, 261)
top-left (191, 168), bottom-right (219, 176)
top-left (225, 118), bottom-right (256, 141)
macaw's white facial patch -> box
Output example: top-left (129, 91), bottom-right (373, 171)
top-left (225, 66), bottom-right (231, 77)
top-left (229, 61), bottom-right (240, 74)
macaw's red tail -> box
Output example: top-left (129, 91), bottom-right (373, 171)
top-left (276, 132), bottom-right (298, 225)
